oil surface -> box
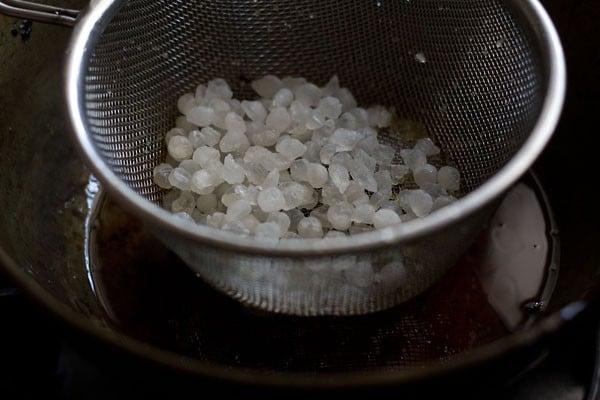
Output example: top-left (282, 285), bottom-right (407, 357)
top-left (86, 196), bottom-right (519, 372)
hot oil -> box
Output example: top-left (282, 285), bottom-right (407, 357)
top-left (85, 175), bottom-right (557, 372)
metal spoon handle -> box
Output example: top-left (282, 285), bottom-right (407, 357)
top-left (0, 0), bottom-right (79, 27)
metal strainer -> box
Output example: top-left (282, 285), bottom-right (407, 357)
top-left (1, 0), bottom-right (565, 316)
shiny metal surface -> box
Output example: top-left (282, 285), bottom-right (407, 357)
top-left (0, 0), bottom-right (79, 26)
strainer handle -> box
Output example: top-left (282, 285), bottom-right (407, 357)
top-left (0, 0), bottom-right (79, 27)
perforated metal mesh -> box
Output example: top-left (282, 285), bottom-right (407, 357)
top-left (84, 0), bottom-right (543, 201)
top-left (77, 0), bottom-right (556, 315)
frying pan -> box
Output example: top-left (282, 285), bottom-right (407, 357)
top-left (0, 0), bottom-right (598, 394)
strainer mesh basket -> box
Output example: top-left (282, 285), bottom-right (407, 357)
top-left (73, 0), bottom-right (559, 315)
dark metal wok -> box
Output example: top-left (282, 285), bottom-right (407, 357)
top-left (0, 0), bottom-right (598, 395)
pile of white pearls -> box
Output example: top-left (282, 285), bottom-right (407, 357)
top-left (153, 76), bottom-right (460, 239)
